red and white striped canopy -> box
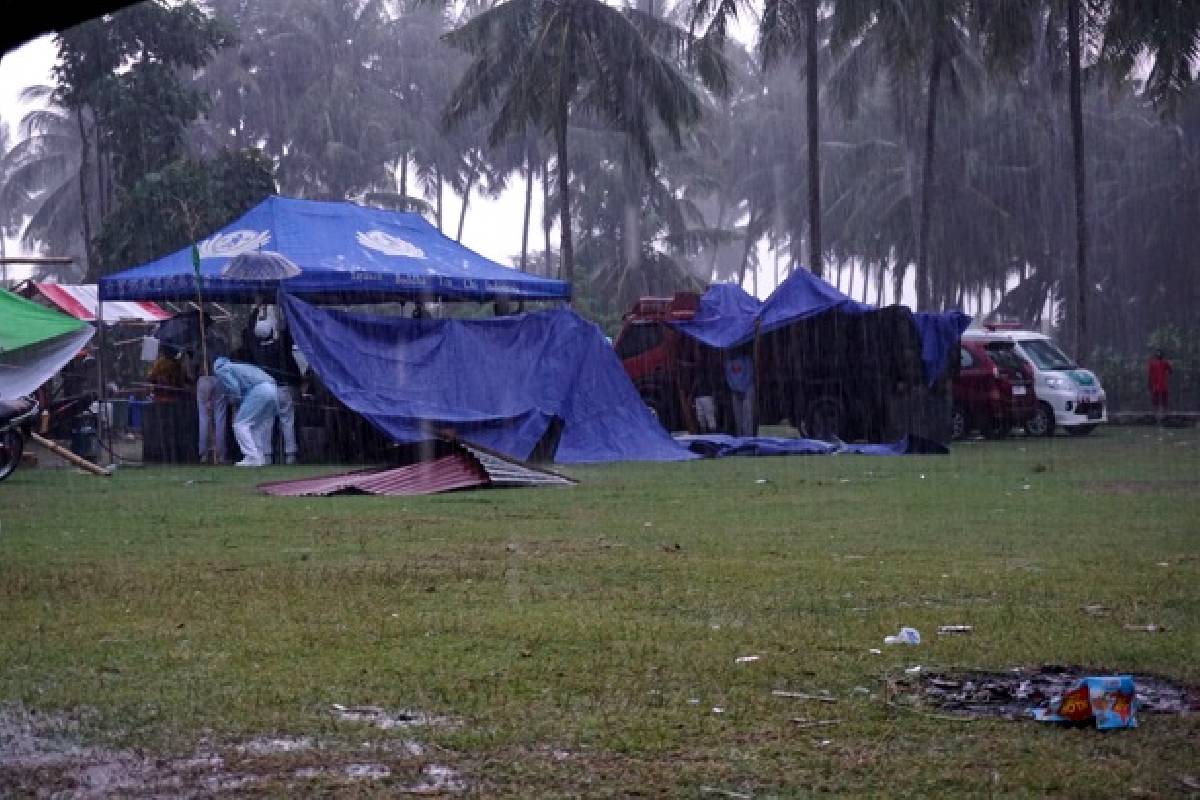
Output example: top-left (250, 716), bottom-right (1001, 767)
top-left (34, 283), bottom-right (171, 324)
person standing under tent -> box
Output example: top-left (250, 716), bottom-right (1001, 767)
top-left (246, 303), bottom-right (301, 464)
top-left (724, 347), bottom-right (755, 437)
top-left (1148, 349), bottom-right (1173, 418)
top-left (213, 356), bottom-right (278, 467)
top-left (193, 319), bottom-right (230, 463)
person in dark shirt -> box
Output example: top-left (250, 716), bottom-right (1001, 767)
top-left (246, 303), bottom-right (301, 463)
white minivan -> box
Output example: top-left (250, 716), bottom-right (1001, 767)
top-left (961, 327), bottom-right (1107, 436)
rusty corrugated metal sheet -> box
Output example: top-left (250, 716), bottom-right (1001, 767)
top-left (257, 441), bottom-right (574, 498)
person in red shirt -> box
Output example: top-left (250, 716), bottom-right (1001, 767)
top-left (1147, 349), bottom-right (1173, 416)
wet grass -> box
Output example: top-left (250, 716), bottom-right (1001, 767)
top-left (1, 425), bottom-right (1198, 797)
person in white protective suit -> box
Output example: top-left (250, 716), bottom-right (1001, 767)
top-left (213, 356), bottom-right (279, 467)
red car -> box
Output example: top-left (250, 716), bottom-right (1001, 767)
top-left (952, 339), bottom-right (1037, 438)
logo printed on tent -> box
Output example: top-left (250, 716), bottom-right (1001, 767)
top-left (356, 230), bottom-right (427, 259)
top-left (198, 230), bottom-right (272, 259)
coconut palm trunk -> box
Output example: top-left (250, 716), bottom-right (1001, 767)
top-left (75, 109), bottom-right (95, 279)
top-left (456, 174), bottom-right (474, 242)
top-left (554, 110), bottom-right (573, 284)
top-left (916, 42), bottom-right (945, 311)
top-left (542, 158), bottom-right (553, 276)
top-left (521, 157), bottom-right (533, 271)
top-left (1067, 0), bottom-right (1089, 356)
top-left (804, 0), bottom-right (822, 277)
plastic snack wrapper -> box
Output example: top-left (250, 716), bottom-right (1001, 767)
top-left (1031, 676), bottom-right (1137, 730)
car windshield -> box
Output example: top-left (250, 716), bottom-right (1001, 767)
top-left (1018, 339), bottom-right (1076, 370)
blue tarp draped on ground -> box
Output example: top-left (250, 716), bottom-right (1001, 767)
top-left (280, 294), bottom-right (694, 464)
top-left (676, 433), bottom-right (948, 458)
top-left (99, 196), bottom-right (571, 304)
top-left (674, 269), bottom-right (971, 384)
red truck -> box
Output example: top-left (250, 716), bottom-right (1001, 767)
top-left (611, 292), bottom-right (702, 432)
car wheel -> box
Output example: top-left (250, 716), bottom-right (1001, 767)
top-left (1024, 402), bottom-right (1055, 437)
top-left (1065, 424), bottom-right (1096, 437)
top-left (804, 396), bottom-right (845, 442)
top-left (951, 407), bottom-right (967, 440)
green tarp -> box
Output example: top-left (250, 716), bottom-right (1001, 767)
top-left (0, 288), bottom-right (95, 399)
top-left (0, 288), bottom-right (89, 352)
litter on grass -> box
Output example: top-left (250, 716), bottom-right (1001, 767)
top-left (1029, 676), bottom-right (1138, 730)
top-left (884, 627), bottom-right (921, 645)
top-left (905, 665), bottom-right (1198, 723)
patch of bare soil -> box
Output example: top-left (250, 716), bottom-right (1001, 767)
top-left (898, 666), bottom-right (1200, 720)
top-left (0, 703), bottom-right (466, 798)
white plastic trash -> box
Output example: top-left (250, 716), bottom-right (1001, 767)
top-left (884, 627), bottom-right (921, 645)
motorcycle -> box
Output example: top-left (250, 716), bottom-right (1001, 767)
top-left (0, 396), bottom-right (41, 482)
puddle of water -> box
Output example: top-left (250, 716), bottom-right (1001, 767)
top-left (0, 703), bottom-right (458, 796)
top-left (345, 762), bottom-right (391, 779)
top-left (331, 704), bottom-right (453, 729)
top-left (912, 666), bottom-right (1199, 719)
top-left (236, 736), bottom-right (316, 755)
top-left (403, 763), bottom-right (467, 794)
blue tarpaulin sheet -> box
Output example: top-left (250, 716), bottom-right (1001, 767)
top-left (677, 434), bottom-right (948, 458)
top-left (674, 270), bottom-right (971, 384)
top-left (280, 294), bottom-right (694, 464)
top-left (99, 196), bottom-right (571, 304)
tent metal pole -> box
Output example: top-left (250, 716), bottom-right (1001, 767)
top-left (751, 320), bottom-right (762, 437)
top-left (96, 298), bottom-right (110, 466)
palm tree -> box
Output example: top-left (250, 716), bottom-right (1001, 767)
top-left (0, 92), bottom-right (89, 276)
top-left (442, 0), bottom-right (714, 286)
top-left (692, 0), bottom-right (825, 276)
top-left (1066, 0), bottom-right (1089, 355)
top-left (828, 0), bottom-right (983, 310)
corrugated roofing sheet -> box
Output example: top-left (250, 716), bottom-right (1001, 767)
top-left (257, 440), bottom-right (574, 498)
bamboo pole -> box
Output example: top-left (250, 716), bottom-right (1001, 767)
top-left (30, 432), bottom-right (112, 476)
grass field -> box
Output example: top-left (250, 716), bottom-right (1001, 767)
top-left (1, 426), bottom-right (1198, 797)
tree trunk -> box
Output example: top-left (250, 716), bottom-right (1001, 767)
top-left (554, 114), bottom-right (573, 284)
top-left (738, 214), bottom-right (756, 287)
top-left (399, 154), bottom-right (408, 198)
top-left (860, 263), bottom-right (869, 303)
top-left (75, 108), bottom-right (95, 280)
top-left (847, 258), bottom-right (856, 298)
top-left (916, 42), bottom-right (945, 311)
top-left (456, 174), bottom-right (474, 242)
top-left (542, 157), bottom-right (553, 276)
top-left (876, 261), bottom-right (885, 306)
top-left (521, 155), bottom-right (533, 272)
top-left (804, 0), bottom-right (822, 277)
top-left (1067, 0), bottom-right (1089, 357)
top-left (435, 169), bottom-right (443, 231)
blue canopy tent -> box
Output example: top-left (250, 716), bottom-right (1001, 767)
top-left (98, 195), bottom-right (571, 304)
top-left (95, 197), bottom-right (701, 464)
